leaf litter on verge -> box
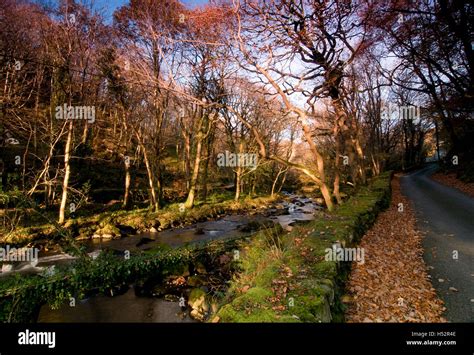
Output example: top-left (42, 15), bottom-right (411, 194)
top-left (345, 176), bottom-right (446, 323)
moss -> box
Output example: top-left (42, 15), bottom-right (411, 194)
top-left (0, 238), bottom-right (239, 322)
top-left (253, 262), bottom-right (280, 288)
top-left (277, 315), bottom-right (302, 322)
top-left (216, 172), bottom-right (392, 323)
top-left (3, 194), bottom-right (277, 245)
top-left (164, 262), bottom-right (190, 277)
top-left (311, 261), bottom-right (338, 279)
top-left (218, 304), bottom-right (280, 322)
top-left (233, 287), bottom-right (272, 307)
top-left (288, 294), bottom-right (331, 322)
top-left (95, 223), bottom-right (120, 237)
top-left (189, 288), bottom-right (206, 303)
top-left (77, 225), bottom-right (95, 240)
top-left (218, 287), bottom-right (276, 322)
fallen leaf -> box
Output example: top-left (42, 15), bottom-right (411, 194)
top-left (345, 177), bottom-right (445, 323)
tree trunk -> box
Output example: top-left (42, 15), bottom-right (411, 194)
top-left (185, 131), bottom-right (203, 209)
top-left (300, 117), bottom-right (334, 211)
top-left (59, 121), bottom-right (73, 224)
top-left (234, 140), bottom-right (244, 201)
top-left (81, 120), bottom-right (88, 145)
top-left (142, 146), bottom-right (159, 212)
top-left (435, 119), bottom-right (441, 161)
top-left (333, 170), bottom-right (342, 205)
top-left (123, 156), bottom-right (131, 208)
top-left (371, 153), bottom-right (380, 176)
top-left (333, 123), bottom-right (343, 204)
top-left (271, 166), bottom-right (287, 197)
top-left (184, 135), bottom-right (191, 190)
top-left (234, 166), bottom-right (242, 201)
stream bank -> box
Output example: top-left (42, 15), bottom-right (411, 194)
top-left (1, 193), bottom-right (323, 323)
top-left (217, 173), bottom-right (392, 322)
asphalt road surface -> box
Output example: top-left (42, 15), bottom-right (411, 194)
top-left (400, 164), bottom-right (474, 322)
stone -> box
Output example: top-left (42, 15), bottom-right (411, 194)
top-left (194, 227), bottom-right (205, 235)
top-left (1, 263), bottom-right (13, 273)
top-left (188, 288), bottom-right (209, 321)
top-left (190, 309), bottom-right (200, 319)
top-left (136, 237), bottom-right (154, 247)
top-left (117, 224), bottom-right (137, 235)
top-left (315, 198), bottom-right (325, 205)
top-left (195, 262), bottom-right (207, 274)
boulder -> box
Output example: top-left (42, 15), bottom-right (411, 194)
top-left (93, 224), bottom-right (121, 239)
top-left (136, 237), bottom-right (154, 247)
top-left (188, 288), bottom-right (209, 321)
top-left (195, 262), bottom-right (207, 274)
top-left (194, 227), bottom-right (205, 235)
top-left (117, 224), bottom-right (137, 235)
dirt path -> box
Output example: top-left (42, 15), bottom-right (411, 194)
top-left (345, 175), bottom-right (446, 322)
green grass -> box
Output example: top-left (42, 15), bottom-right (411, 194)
top-left (216, 172), bottom-right (392, 323)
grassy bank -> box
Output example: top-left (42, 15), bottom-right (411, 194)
top-left (216, 172), bottom-right (392, 322)
top-left (1, 194), bottom-right (278, 247)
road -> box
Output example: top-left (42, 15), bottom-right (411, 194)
top-left (400, 164), bottom-right (474, 322)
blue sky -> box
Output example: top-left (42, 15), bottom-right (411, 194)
top-left (93, 0), bottom-right (210, 21)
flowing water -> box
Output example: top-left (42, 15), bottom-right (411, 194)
top-left (2, 194), bottom-right (322, 322)
top-left (37, 287), bottom-right (196, 323)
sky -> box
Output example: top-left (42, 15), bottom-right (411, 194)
top-left (93, 0), bottom-right (210, 21)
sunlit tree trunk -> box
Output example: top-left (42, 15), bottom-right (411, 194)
top-left (123, 156), bottom-right (131, 208)
top-left (58, 121), bottom-right (73, 224)
top-left (234, 140), bottom-right (244, 201)
top-left (333, 123), bottom-right (343, 204)
top-left (185, 129), bottom-right (203, 209)
top-left (142, 145), bottom-right (159, 212)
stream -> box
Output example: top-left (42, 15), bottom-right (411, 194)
top-left (2, 194), bottom-right (322, 322)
